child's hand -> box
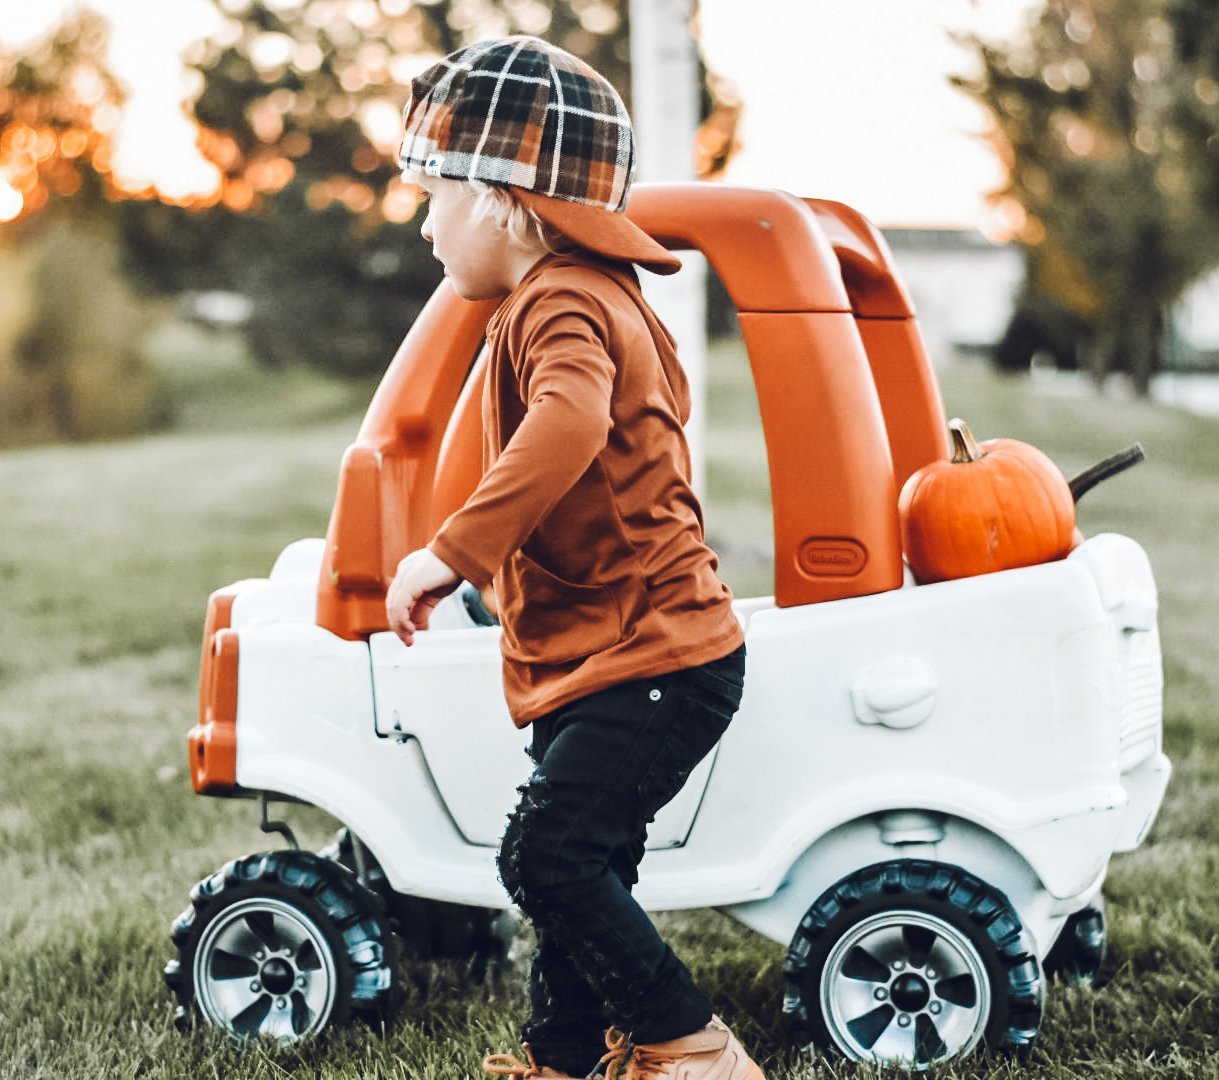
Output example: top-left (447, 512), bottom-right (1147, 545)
top-left (386, 548), bottom-right (460, 646)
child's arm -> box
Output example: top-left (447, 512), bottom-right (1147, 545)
top-left (427, 290), bottom-right (616, 587)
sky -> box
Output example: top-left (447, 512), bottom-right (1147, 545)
top-left (698, 0), bottom-right (1039, 232)
top-left (0, 0), bottom-right (1039, 230)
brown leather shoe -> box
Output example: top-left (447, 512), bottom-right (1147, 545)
top-left (483, 1042), bottom-right (583, 1079)
top-left (598, 1017), bottom-right (764, 1080)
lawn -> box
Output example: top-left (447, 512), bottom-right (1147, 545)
top-left (0, 330), bottom-right (1216, 1079)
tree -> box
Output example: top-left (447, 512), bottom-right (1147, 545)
top-left (0, 11), bottom-right (168, 444)
top-left (2, 1), bottom-right (741, 394)
top-left (0, 9), bottom-right (123, 225)
top-left (957, 0), bottom-right (1219, 394)
top-left (121, 0), bottom-right (739, 375)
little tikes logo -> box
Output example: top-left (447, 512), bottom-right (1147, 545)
top-left (424, 153), bottom-right (445, 177)
top-left (797, 538), bottom-right (868, 577)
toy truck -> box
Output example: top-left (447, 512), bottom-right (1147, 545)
top-left (166, 184), bottom-right (1170, 1068)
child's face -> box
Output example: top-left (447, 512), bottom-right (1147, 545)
top-left (417, 177), bottom-right (518, 301)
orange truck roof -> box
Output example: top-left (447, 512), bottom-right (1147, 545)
top-left (317, 183), bottom-right (949, 639)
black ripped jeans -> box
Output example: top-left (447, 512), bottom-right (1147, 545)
top-left (497, 644), bottom-right (746, 1077)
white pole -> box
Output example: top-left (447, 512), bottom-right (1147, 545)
top-left (629, 0), bottom-right (708, 497)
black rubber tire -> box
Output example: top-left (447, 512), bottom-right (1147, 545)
top-left (1043, 897), bottom-right (1106, 986)
top-left (783, 860), bottom-right (1044, 1068)
top-left (164, 850), bottom-right (400, 1039)
top-left (319, 827), bottom-right (511, 977)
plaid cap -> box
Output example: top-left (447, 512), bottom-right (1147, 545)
top-left (399, 36), bottom-right (636, 213)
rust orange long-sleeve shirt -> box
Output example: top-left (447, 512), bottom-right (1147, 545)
top-left (428, 251), bottom-right (743, 726)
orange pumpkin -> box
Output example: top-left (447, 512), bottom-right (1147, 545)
top-left (898, 418), bottom-right (1076, 584)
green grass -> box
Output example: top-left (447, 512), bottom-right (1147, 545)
top-left (1, 337), bottom-right (1217, 1078)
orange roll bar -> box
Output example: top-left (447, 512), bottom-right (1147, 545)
top-left (804, 199), bottom-right (950, 491)
top-left (629, 185), bottom-right (903, 605)
top-left (317, 284), bottom-right (498, 639)
top-left (428, 350), bottom-right (489, 536)
top-left (738, 311), bottom-right (901, 605)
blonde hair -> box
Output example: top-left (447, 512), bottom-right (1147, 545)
top-left (470, 180), bottom-right (568, 252)
top-left (403, 170), bottom-right (568, 255)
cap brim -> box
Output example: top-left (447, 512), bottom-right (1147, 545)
top-left (513, 189), bottom-right (682, 276)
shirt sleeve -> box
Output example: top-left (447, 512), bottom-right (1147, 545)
top-left (428, 288), bottom-right (616, 587)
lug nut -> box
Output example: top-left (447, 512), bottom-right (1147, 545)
top-left (892, 960), bottom-right (905, 971)
top-left (276, 997), bottom-right (287, 1009)
top-left (929, 1002), bottom-right (942, 1015)
top-left (874, 987), bottom-right (888, 1001)
top-left (926, 968), bottom-right (937, 979)
top-left (898, 1014), bottom-right (912, 1028)
top-left (297, 975), bottom-right (307, 988)
top-left (250, 980), bottom-right (261, 993)
top-left (254, 950), bottom-right (264, 961)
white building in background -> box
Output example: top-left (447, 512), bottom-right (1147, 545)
top-left (876, 227), bottom-right (1219, 418)
top-left (881, 228), bottom-right (1023, 364)
top-left (881, 227), bottom-right (1219, 369)
top-left (1173, 267), bottom-right (1219, 362)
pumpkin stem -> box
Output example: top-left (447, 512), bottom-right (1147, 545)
top-left (1068, 442), bottom-right (1145, 503)
top-left (948, 418), bottom-right (985, 464)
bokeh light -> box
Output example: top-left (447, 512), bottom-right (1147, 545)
top-left (0, 175), bottom-right (23, 221)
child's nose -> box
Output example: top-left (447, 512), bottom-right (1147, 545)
top-left (420, 210), bottom-right (433, 242)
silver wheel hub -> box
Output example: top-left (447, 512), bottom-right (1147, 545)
top-left (820, 909), bottom-right (990, 1068)
top-left (193, 897), bottom-right (338, 1040)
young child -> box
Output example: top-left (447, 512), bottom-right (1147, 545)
top-left (386, 36), bottom-right (762, 1080)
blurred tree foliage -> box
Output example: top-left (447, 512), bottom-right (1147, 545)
top-left (0, 11), bottom-right (169, 444)
top-left (122, 0), bottom-right (739, 375)
top-left (0, 9), bottom-right (123, 222)
top-left (1, 0), bottom-right (739, 419)
top-left (957, 0), bottom-right (1219, 393)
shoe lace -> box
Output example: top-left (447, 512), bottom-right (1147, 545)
top-left (600, 1029), bottom-right (632, 1080)
top-left (484, 1042), bottom-right (544, 1079)
top-left (599, 1028), bottom-right (681, 1080)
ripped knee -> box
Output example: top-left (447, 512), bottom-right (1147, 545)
top-left (497, 775), bottom-right (554, 908)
